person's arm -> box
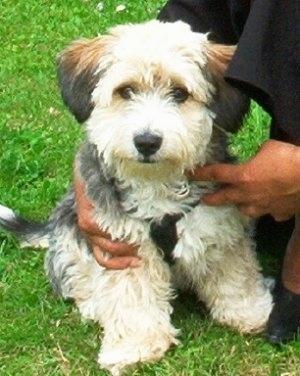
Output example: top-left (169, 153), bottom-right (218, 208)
top-left (74, 174), bottom-right (140, 269)
top-left (190, 139), bottom-right (300, 221)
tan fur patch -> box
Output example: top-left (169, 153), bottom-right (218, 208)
top-left (58, 36), bottom-right (112, 77)
top-left (205, 44), bottom-right (236, 78)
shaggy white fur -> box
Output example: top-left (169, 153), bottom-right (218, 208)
top-left (0, 21), bottom-right (273, 376)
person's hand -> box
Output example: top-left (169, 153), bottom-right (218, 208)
top-left (189, 140), bottom-right (300, 221)
top-left (74, 174), bottom-right (140, 269)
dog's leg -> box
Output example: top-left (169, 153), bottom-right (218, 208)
top-left (197, 238), bottom-right (273, 333)
top-left (49, 237), bottom-right (177, 375)
top-left (173, 205), bottom-right (273, 333)
top-left (47, 233), bottom-right (178, 375)
top-left (94, 244), bottom-right (179, 375)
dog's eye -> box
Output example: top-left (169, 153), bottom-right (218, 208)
top-left (170, 87), bottom-right (189, 104)
top-left (117, 86), bottom-right (135, 100)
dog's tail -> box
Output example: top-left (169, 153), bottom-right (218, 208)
top-left (0, 204), bottom-right (49, 248)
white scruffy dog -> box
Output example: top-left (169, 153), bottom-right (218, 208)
top-left (0, 20), bottom-right (273, 375)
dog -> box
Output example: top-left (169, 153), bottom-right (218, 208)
top-left (0, 20), bottom-right (273, 375)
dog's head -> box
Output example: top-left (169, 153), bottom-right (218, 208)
top-left (58, 20), bottom-right (248, 181)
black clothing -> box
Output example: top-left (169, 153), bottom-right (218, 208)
top-left (267, 278), bottom-right (300, 344)
top-left (158, 0), bottom-right (300, 142)
top-left (158, 0), bottom-right (239, 43)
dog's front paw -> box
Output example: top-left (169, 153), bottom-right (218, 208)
top-left (98, 332), bottom-right (178, 375)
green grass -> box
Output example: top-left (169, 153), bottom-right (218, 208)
top-left (0, 1), bottom-right (299, 375)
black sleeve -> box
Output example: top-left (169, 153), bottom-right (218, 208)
top-left (157, 0), bottom-right (238, 44)
top-left (225, 0), bottom-right (300, 141)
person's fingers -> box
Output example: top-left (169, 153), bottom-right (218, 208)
top-left (189, 164), bottom-right (242, 184)
top-left (201, 186), bottom-right (246, 206)
top-left (236, 204), bottom-right (292, 220)
top-left (237, 205), bottom-right (264, 218)
top-left (89, 236), bottom-right (138, 256)
top-left (79, 220), bottom-right (111, 238)
top-left (93, 246), bottom-right (141, 269)
top-left (272, 212), bottom-right (294, 222)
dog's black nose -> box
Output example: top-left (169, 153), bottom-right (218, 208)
top-left (133, 133), bottom-right (162, 157)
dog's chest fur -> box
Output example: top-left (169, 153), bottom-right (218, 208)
top-left (116, 179), bottom-right (211, 220)
top-left (77, 142), bottom-right (215, 247)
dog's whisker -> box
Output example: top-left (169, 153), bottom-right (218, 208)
top-left (213, 122), bottom-right (232, 136)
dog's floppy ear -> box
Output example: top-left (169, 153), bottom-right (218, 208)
top-left (57, 37), bottom-right (108, 123)
top-left (205, 44), bottom-right (250, 133)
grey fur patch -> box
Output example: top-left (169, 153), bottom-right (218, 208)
top-left (45, 189), bottom-right (87, 296)
top-left (76, 142), bottom-right (124, 217)
top-left (205, 68), bottom-right (250, 134)
top-left (57, 67), bottom-right (99, 123)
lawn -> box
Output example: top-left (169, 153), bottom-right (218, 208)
top-left (0, 1), bottom-right (299, 375)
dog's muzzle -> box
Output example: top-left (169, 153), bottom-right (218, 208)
top-left (134, 132), bottom-right (162, 161)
